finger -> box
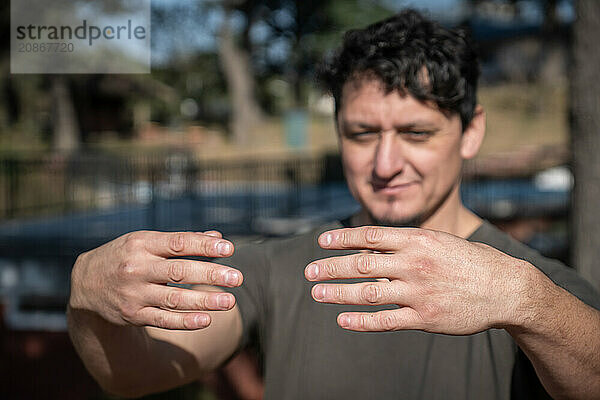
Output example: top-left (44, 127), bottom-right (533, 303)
top-left (148, 259), bottom-right (242, 286)
top-left (311, 281), bottom-right (406, 306)
top-left (143, 231), bottom-right (234, 258)
top-left (318, 226), bottom-right (436, 251)
top-left (203, 230), bottom-right (223, 238)
top-left (305, 253), bottom-right (400, 281)
top-left (147, 286), bottom-right (236, 311)
top-left (135, 307), bottom-right (212, 330)
top-left (337, 308), bottom-right (422, 332)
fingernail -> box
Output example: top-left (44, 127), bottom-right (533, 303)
top-left (217, 242), bottom-right (232, 255)
top-left (196, 314), bottom-right (210, 326)
top-left (339, 314), bottom-right (350, 327)
top-left (313, 285), bottom-right (326, 300)
top-left (323, 233), bottom-right (332, 246)
top-left (306, 264), bottom-right (319, 280)
top-left (205, 231), bottom-right (220, 238)
top-left (226, 270), bottom-right (239, 286)
top-left (217, 294), bottom-right (231, 308)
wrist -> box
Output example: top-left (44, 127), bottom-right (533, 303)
top-left (501, 260), bottom-right (558, 334)
top-left (69, 251), bottom-right (92, 311)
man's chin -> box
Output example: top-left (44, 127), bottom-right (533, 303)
top-left (368, 210), bottom-right (423, 228)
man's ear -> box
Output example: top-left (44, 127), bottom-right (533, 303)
top-left (460, 105), bottom-right (485, 160)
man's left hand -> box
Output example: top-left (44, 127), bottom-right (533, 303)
top-left (304, 226), bottom-right (540, 335)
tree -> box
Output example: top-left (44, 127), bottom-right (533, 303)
top-left (218, 0), bottom-right (264, 145)
top-left (213, 0), bottom-right (393, 143)
top-left (570, 0), bottom-right (600, 290)
top-left (258, 0), bottom-right (391, 106)
top-left (51, 76), bottom-right (80, 153)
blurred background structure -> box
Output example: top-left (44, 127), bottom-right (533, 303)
top-left (1, 0), bottom-right (599, 399)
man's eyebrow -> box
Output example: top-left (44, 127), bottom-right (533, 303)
top-left (342, 121), bottom-right (381, 130)
top-left (341, 120), bottom-right (437, 130)
top-left (394, 122), bottom-right (438, 131)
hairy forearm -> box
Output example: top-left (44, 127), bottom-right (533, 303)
top-left (67, 306), bottom-right (201, 398)
top-left (506, 267), bottom-right (600, 399)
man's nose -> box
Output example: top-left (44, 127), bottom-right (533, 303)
top-left (373, 131), bottom-right (405, 180)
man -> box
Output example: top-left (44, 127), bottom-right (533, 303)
top-left (68, 10), bottom-right (600, 399)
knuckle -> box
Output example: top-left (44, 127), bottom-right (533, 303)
top-left (154, 313), bottom-right (170, 328)
top-left (117, 260), bottom-right (138, 279)
top-left (200, 294), bottom-right (212, 310)
top-left (332, 285), bottom-right (345, 301)
top-left (362, 284), bottom-right (381, 304)
top-left (364, 226), bottom-right (382, 244)
top-left (75, 250), bottom-right (89, 267)
top-left (202, 238), bottom-right (215, 255)
top-left (123, 232), bottom-right (145, 252)
top-left (416, 229), bottom-right (442, 247)
top-left (360, 314), bottom-right (370, 329)
top-left (165, 290), bottom-right (182, 309)
top-left (379, 313), bottom-right (397, 331)
top-left (169, 233), bottom-right (187, 254)
top-left (356, 253), bottom-right (374, 275)
top-left (323, 263), bottom-right (339, 279)
top-left (167, 261), bottom-right (186, 283)
top-left (340, 231), bottom-right (351, 248)
top-left (182, 315), bottom-right (195, 330)
top-left (207, 268), bottom-right (220, 285)
top-left (119, 304), bottom-right (139, 322)
top-left (411, 230), bottom-right (432, 247)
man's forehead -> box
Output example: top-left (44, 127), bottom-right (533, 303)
top-left (339, 76), bottom-right (391, 102)
top-left (337, 80), bottom-right (448, 127)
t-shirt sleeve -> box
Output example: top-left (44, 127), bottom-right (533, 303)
top-left (217, 240), bottom-right (270, 351)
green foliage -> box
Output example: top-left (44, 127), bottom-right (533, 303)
top-left (0, 0), bottom-right (397, 150)
top-left (222, 0), bottom-right (395, 107)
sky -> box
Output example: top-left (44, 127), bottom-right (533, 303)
top-left (149, 0), bottom-right (469, 64)
top-left (148, 0), bottom-right (574, 66)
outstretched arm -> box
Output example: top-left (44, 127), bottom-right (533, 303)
top-left (68, 230), bottom-right (243, 398)
top-left (504, 273), bottom-right (600, 400)
top-left (305, 226), bottom-right (600, 400)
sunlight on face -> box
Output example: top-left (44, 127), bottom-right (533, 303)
top-left (337, 78), bottom-right (467, 226)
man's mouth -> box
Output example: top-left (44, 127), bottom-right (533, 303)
top-left (371, 181), bottom-right (417, 194)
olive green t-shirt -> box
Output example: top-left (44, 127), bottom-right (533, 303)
top-left (221, 220), bottom-right (600, 399)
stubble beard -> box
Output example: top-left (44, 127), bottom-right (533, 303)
top-left (364, 181), bottom-right (457, 229)
top-left (367, 210), bottom-right (424, 228)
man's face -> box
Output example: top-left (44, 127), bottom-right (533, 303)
top-left (337, 79), bottom-right (477, 226)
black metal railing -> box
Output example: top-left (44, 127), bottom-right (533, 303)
top-left (0, 152), bottom-right (340, 221)
top-left (0, 151), bottom-right (571, 331)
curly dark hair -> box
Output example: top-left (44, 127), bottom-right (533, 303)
top-left (317, 9), bottom-right (480, 130)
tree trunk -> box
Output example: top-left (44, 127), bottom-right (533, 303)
top-left (51, 76), bottom-right (80, 153)
top-left (217, 10), bottom-right (263, 146)
top-left (570, 0), bottom-right (600, 290)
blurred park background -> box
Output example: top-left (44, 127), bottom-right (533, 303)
top-left (1, 0), bottom-right (600, 398)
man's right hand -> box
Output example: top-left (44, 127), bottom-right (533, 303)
top-left (69, 230), bottom-right (242, 330)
